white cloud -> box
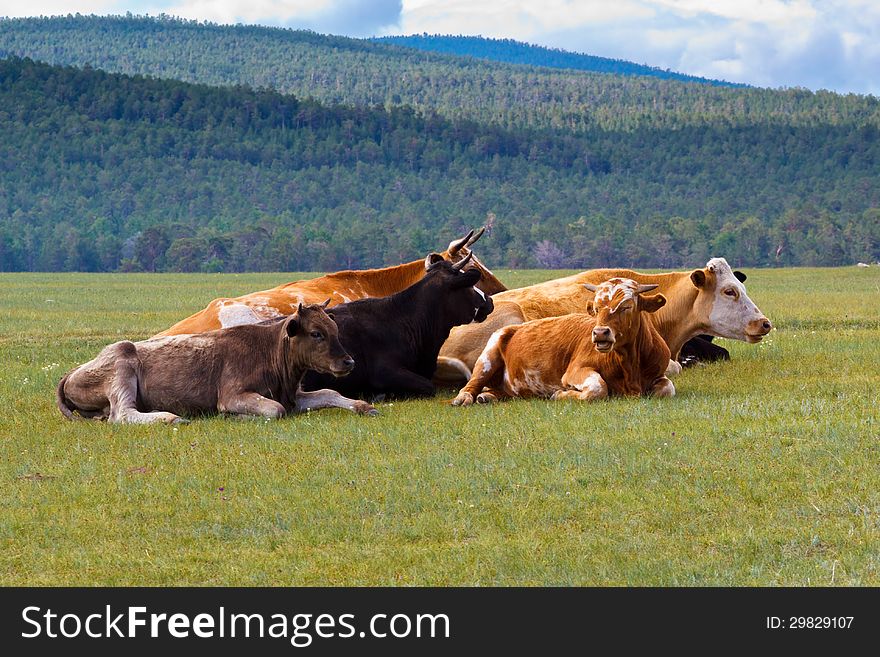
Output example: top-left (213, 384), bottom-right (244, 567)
top-left (155, 1), bottom-right (334, 25)
top-left (1, 1), bottom-right (123, 15)
top-left (387, 0), bottom-right (880, 93)
top-left (151, 0), bottom-right (401, 35)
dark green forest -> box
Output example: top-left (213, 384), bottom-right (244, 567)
top-left (373, 35), bottom-right (741, 86)
top-left (1, 56), bottom-right (877, 273)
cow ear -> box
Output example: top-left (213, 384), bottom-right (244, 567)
top-left (640, 293), bottom-right (666, 313)
top-left (585, 300), bottom-right (597, 316)
top-left (284, 315), bottom-right (299, 337)
top-left (690, 270), bottom-right (707, 288)
top-left (733, 270), bottom-right (747, 283)
top-left (424, 252), bottom-right (445, 271)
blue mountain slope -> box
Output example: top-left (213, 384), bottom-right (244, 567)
top-left (374, 34), bottom-right (745, 87)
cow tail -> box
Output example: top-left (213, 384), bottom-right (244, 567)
top-left (56, 371), bottom-right (81, 421)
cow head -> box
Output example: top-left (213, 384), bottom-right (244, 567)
top-left (444, 227), bottom-right (507, 295)
top-left (424, 252), bottom-right (495, 325)
top-left (283, 301), bottom-right (355, 377)
top-left (689, 258), bottom-right (772, 343)
top-left (584, 278), bottom-right (667, 353)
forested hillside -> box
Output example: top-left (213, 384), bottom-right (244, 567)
top-left (373, 35), bottom-right (739, 86)
top-left (1, 57), bottom-right (877, 273)
top-left (1, 15), bottom-right (878, 134)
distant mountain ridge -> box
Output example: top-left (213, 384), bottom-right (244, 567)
top-left (373, 34), bottom-right (743, 87)
top-left (0, 15), bottom-right (874, 134)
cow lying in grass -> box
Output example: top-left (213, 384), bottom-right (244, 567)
top-left (452, 278), bottom-right (673, 405)
top-left (154, 228), bottom-right (505, 337)
top-left (437, 258), bottom-right (771, 385)
top-left (57, 303), bottom-right (376, 423)
top-left (303, 254), bottom-right (494, 399)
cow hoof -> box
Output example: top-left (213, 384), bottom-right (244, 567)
top-left (451, 392), bottom-right (474, 407)
top-left (171, 417), bottom-right (190, 425)
top-left (371, 393), bottom-right (386, 403)
top-left (476, 392), bottom-right (497, 404)
top-left (355, 402), bottom-right (379, 416)
top-left (665, 360), bottom-right (683, 377)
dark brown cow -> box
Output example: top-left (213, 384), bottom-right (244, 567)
top-left (57, 303), bottom-right (376, 423)
top-left (452, 278), bottom-right (673, 405)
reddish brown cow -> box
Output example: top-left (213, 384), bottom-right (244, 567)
top-left (154, 228), bottom-right (505, 337)
top-left (452, 278), bottom-right (674, 405)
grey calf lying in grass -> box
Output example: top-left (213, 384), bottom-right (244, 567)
top-left (56, 302), bottom-right (377, 423)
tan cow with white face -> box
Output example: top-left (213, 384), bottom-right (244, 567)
top-left (436, 257), bottom-right (772, 385)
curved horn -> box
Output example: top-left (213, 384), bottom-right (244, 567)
top-left (452, 251), bottom-right (474, 271)
top-left (449, 229), bottom-right (475, 255)
top-left (636, 284), bottom-right (659, 294)
top-left (582, 283), bottom-right (599, 292)
top-left (465, 226), bottom-right (486, 248)
top-left (321, 298), bottom-right (331, 309)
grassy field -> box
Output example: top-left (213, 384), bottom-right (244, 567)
top-left (1, 267), bottom-right (879, 586)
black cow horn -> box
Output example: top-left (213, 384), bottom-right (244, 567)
top-left (583, 283), bottom-right (599, 292)
top-left (452, 251), bottom-right (474, 271)
top-left (449, 229), bottom-right (475, 255)
top-left (465, 226), bottom-right (485, 248)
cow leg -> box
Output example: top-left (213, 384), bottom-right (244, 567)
top-left (553, 366), bottom-right (608, 402)
top-left (678, 336), bottom-right (730, 367)
top-left (666, 359), bottom-right (683, 377)
top-left (107, 348), bottom-right (182, 424)
top-left (650, 377), bottom-right (676, 398)
top-left (476, 386), bottom-right (508, 404)
top-left (371, 366), bottom-right (436, 399)
top-left (294, 388), bottom-right (378, 416)
top-left (435, 301), bottom-right (526, 387)
top-left (219, 391), bottom-right (286, 419)
top-left (452, 328), bottom-right (508, 407)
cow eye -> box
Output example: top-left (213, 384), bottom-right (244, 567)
top-left (723, 288), bottom-right (738, 298)
top-left (310, 331), bottom-right (323, 340)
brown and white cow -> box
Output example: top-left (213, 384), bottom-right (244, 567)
top-left (437, 257), bottom-right (772, 385)
top-left (154, 228), bottom-right (506, 337)
top-left (57, 302), bottom-right (376, 424)
top-left (452, 278), bottom-right (674, 405)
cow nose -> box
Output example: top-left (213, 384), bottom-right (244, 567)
top-left (761, 319), bottom-right (772, 332)
top-left (593, 327), bottom-right (611, 340)
top-left (342, 356), bottom-right (355, 368)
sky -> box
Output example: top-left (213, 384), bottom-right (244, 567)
top-left (2, 1), bottom-right (878, 94)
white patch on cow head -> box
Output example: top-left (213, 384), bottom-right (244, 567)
top-left (218, 303), bottom-right (263, 328)
top-left (592, 278), bottom-right (638, 313)
top-left (703, 258), bottom-right (772, 342)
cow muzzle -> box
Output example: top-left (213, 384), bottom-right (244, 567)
top-left (474, 296), bottom-right (494, 323)
top-left (332, 356), bottom-right (356, 377)
top-left (592, 326), bottom-right (615, 353)
top-left (746, 318), bottom-right (773, 343)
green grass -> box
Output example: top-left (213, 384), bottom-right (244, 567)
top-left (1, 268), bottom-right (879, 585)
